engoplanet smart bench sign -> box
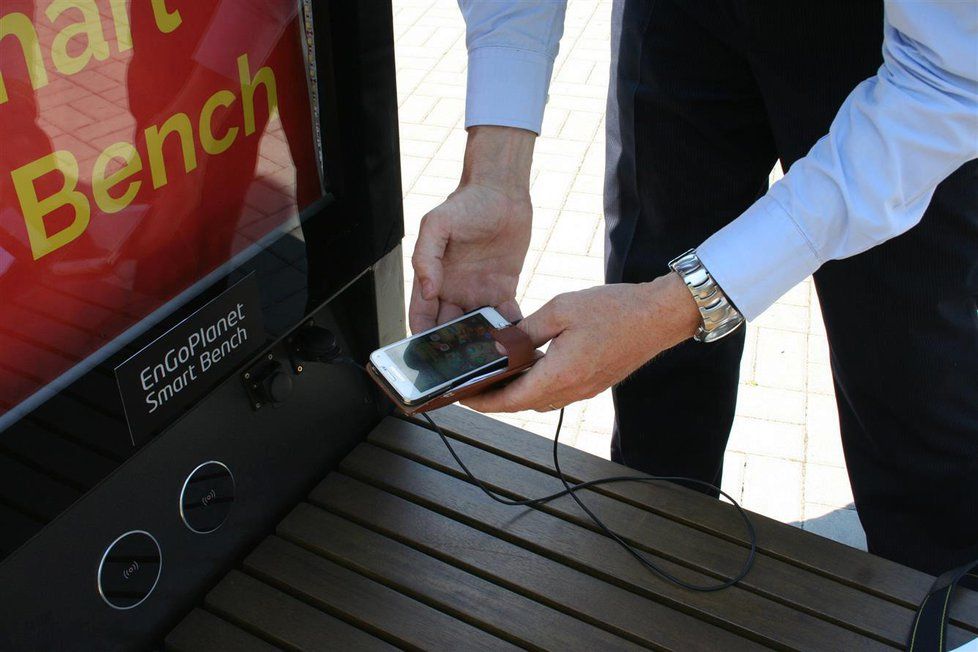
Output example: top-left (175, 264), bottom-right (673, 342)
top-left (115, 275), bottom-right (264, 443)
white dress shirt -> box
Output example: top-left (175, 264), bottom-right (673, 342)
top-left (458, 0), bottom-right (978, 320)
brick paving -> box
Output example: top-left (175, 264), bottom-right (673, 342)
top-left (392, 0), bottom-right (865, 549)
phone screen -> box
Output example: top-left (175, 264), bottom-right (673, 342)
top-left (384, 313), bottom-right (506, 395)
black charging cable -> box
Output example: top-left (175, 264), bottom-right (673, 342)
top-left (323, 347), bottom-right (757, 592)
top-left (419, 409), bottom-right (757, 592)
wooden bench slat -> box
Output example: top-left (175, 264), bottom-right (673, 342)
top-left (204, 570), bottom-right (396, 651)
top-left (419, 406), bottom-right (978, 628)
top-left (245, 536), bottom-right (520, 652)
top-left (310, 472), bottom-right (765, 652)
top-left (164, 609), bottom-right (282, 652)
top-left (278, 502), bottom-right (646, 651)
top-left (369, 417), bottom-right (943, 647)
top-left (334, 445), bottom-right (895, 650)
top-left (172, 410), bottom-right (977, 650)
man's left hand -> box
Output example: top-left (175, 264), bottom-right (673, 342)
top-left (462, 274), bottom-right (701, 413)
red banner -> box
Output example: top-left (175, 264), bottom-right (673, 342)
top-left (0, 0), bottom-right (323, 420)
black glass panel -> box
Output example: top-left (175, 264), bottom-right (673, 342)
top-left (0, 0), bottom-right (402, 562)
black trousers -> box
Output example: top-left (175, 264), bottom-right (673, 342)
top-left (604, 0), bottom-right (978, 576)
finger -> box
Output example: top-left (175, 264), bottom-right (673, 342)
top-left (495, 298), bottom-right (524, 325)
top-left (513, 297), bottom-right (565, 347)
top-left (436, 300), bottom-right (464, 326)
top-left (462, 354), bottom-right (563, 413)
top-left (408, 279), bottom-right (438, 334)
top-left (460, 379), bottom-right (527, 413)
top-left (411, 209), bottom-right (450, 301)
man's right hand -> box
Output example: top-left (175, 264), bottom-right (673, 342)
top-left (409, 126), bottom-right (536, 333)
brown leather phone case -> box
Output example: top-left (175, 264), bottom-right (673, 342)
top-left (367, 326), bottom-right (542, 416)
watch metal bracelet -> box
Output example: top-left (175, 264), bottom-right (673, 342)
top-left (668, 249), bottom-right (745, 343)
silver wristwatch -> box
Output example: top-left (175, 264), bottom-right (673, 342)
top-left (668, 249), bottom-right (745, 343)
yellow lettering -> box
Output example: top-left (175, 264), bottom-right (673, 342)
top-left (0, 12), bottom-right (49, 104)
top-left (199, 90), bottom-right (239, 155)
top-left (237, 54), bottom-right (278, 137)
top-left (151, 0), bottom-right (182, 34)
top-left (145, 112), bottom-right (198, 189)
top-left (46, 0), bottom-right (110, 76)
top-left (11, 151), bottom-right (90, 260)
top-left (108, 0), bottom-right (133, 51)
top-left (93, 142), bottom-right (142, 213)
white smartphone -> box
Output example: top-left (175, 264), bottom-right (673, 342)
top-left (369, 306), bottom-right (511, 406)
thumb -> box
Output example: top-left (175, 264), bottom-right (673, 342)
top-left (411, 210), bottom-right (450, 300)
top-left (511, 298), bottom-right (565, 348)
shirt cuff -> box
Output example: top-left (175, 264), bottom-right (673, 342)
top-left (465, 47), bottom-right (555, 134)
top-left (696, 194), bottom-right (822, 321)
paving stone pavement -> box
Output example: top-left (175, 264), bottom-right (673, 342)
top-left (392, 0), bottom-right (866, 550)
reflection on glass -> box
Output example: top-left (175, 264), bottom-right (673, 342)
top-left (0, 0), bottom-right (324, 425)
top-left (386, 313), bottom-right (506, 394)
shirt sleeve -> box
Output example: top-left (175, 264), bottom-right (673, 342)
top-left (697, 0), bottom-right (978, 321)
top-left (458, 0), bottom-right (568, 134)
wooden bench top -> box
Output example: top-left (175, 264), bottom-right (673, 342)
top-left (166, 406), bottom-right (978, 650)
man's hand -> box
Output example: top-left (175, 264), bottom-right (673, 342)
top-left (410, 126), bottom-right (535, 333)
top-left (462, 274), bottom-right (702, 413)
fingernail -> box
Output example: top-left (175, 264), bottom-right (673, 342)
top-left (494, 342), bottom-right (506, 355)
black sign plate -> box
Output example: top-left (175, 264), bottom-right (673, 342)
top-left (116, 275), bottom-right (265, 444)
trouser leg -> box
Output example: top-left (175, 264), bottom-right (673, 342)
top-left (604, 0), bottom-right (776, 488)
top-left (814, 167), bottom-right (978, 573)
top-left (745, 0), bottom-right (978, 572)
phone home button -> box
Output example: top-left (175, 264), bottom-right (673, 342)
top-left (383, 365), bottom-right (406, 382)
